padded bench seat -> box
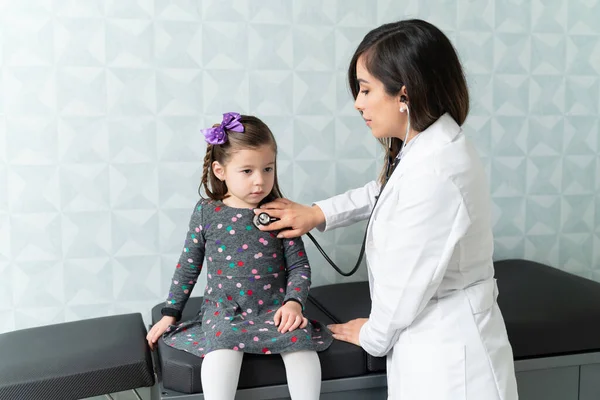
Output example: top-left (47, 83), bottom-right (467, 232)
top-left (0, 313), bottom-right (154, 400)
top-left (152, 259), bottom-right (600, 397)
top-left (495, 259), bottom-right (600, 360)
top-left (308, 281), bottom-right (387, 372)
top-left (151, 297), bottom-right (368, 394)
top-left (309, 259), bottom-right (600, 371)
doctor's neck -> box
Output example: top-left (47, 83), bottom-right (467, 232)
top-left (403, 129), bottom-right (419, 144)
top-left (397, 127), bottom-right (419, 146)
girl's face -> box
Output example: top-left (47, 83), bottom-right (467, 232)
top-left (353, 55), bottom-right (408, 140)
top-left (212, 145), bottom-right (276, 209)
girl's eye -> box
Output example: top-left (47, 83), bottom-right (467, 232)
top-left (265, 167), bottom-right (274, 172)
top-left (242, 169), bottom-right (252, 174)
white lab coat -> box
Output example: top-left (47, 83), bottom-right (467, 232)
top-left (315, 114), bottom-right (519, 399)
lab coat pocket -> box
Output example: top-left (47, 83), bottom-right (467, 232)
top-left (398, 342), bottom-right (466, 400)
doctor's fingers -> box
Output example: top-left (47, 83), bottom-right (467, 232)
top-left (327, 323), bottom-right (344, 334)
top-left (258, 198), bottom-right (291, 210)
top-left (328, 325), bottom-right (357, 345)
top-left (330, 331), bottom-right (351, 344)
top-left (254, 208), bottom-right (285, 219)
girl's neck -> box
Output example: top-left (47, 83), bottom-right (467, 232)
top-left (221, 195), bottom-right (259, 209)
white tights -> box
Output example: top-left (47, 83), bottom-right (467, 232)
top-left (200, 349), bottom-right (321, 400)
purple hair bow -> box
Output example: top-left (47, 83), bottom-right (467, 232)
top-left (201, 112), bottom-right (244, 145)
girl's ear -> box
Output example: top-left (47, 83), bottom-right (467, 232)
top-left (212, 161), bottom-right (225, 181)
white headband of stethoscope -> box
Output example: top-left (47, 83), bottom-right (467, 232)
top-left (398, 104), bottom-right (410, 154)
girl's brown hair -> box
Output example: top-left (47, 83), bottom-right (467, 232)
top-left (200, 115), bottom-right (283, 203)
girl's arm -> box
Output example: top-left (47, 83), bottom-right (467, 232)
top-left (281, 236), bottom-right (312, 309)
top-left (160, 200), bottom-right (207, 321)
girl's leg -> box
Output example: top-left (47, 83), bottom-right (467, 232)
top-left (281, 350), bottom-right (322, 400)
top-left (200, 349), bottom-right (244, 400)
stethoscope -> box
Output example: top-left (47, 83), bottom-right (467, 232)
top-left (252, 155), bottom-right (397, 276)
top-left (254, 106), bottom-right (411, 276)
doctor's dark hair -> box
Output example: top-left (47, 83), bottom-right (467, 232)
top-left (200, 115), bottom-right (283, 203)
top-left (348, 19), bottom-right (469, 182)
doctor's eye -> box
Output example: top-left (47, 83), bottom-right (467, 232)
top-left (360, 90), bottom-right (369, 95)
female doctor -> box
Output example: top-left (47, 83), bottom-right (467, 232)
top-left (256, 19), bottom-right (519, 399)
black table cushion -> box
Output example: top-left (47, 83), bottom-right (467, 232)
top-left (151, 259), bottom-right (600, 393)
top-left (311, 260), bottom-right (600, 369)
top-left (495, 259), bottom-right (600, 360)
top-left (0, 313), bottom-right (154, 400)
top-left (308, 282), bottom-right (387, 372)
top-left (151, 297), bottom-right (367, 394)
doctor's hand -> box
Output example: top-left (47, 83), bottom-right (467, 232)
top-left (255, 198), bottom-right (325, 239)
top-left (328, 318), bottom-right (368, 347)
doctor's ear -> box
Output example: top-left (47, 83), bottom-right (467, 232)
top-left (398, 86), bottom-right (409, 113)
top-left (399, 85), bottom-right (409, 103)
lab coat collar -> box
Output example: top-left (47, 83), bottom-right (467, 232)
top-left (388, 113), bottom-right (462, 184)
top-left (415, 112), bottom-right (461, 148)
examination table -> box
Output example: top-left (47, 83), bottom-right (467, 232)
top-left (1, 259), bottom-right (600, 400)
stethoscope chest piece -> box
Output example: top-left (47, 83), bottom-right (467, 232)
top-left (253, 212), bottom-right (277, 229)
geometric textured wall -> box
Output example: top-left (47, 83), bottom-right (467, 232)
top-left (0, 0), bottom-right (599, 334)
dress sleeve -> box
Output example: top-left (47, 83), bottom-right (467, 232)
top-left (160, 199), bottom-right (207, 321)
top-left (281, 236), bottom-right (311, 310)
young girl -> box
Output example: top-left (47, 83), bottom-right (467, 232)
top-left (147, 112), bottom-right (333, 400)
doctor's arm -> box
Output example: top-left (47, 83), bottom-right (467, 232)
top-left (256, 180), bottom-right (381, 239)
top-left (359, 174), bottom-right (466, 357)
top-left (313, 179), bottom-right (381, 232)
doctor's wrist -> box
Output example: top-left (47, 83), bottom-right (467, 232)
top-left (310, 205), bottom-right (325, 229)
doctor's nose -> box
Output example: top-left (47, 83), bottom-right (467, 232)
top-left (354, 97), bottom-right (364, 112)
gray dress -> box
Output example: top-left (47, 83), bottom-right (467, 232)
top-left (161, 198), bottom-right (333, 357)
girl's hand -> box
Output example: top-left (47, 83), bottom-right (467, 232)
top-left (328, 318), bottom-right (368, 347)
top-left (146, 315), bottom-right (176, 350)
top-left (254, 198), bottom-right (325, 239)
top-left (274, 301), bottom-right (308, 334)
